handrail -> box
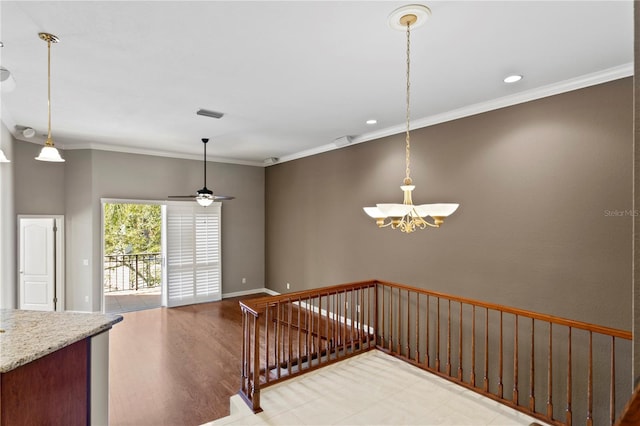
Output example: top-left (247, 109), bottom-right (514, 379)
top-left (376, 280), bottom-right (632, 339)
top-left (239, 280), bottom-right (377, 314)
top-left (239, 279), bottom-right (632, 425)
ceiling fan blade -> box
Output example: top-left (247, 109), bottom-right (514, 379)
top-left (168, 195), bottom-right (196, 199)
top-left (213, 195), bottom-right (235, 201)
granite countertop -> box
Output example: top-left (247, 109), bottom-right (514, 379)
top-left (0, 309), bottom-right (123, 373)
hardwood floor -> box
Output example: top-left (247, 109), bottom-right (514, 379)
top-left (109, 296), bottom-right (265, 426)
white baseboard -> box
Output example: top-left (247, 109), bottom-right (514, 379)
top-left (222, 287), bottom-right (280, 299)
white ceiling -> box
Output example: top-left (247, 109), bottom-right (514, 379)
top-left (0, 1), bottom-right (633, 166)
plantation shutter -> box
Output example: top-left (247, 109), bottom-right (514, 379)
top-left (165, 202), bottom-right (221, 307)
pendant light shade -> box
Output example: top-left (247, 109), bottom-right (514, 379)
top-left (35, 32), bottom-right (65, 163)
top-left (35, 145), bottom-right (65, 162)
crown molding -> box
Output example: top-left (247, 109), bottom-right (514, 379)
top-left (275, 63), bottom-right (633, 166)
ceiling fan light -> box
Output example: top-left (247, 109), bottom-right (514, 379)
top-left (196, 193), bottom-right (214, 207)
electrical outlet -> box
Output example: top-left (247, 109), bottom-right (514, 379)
top-left (286, 282), bottom-right (290, 290)
top-left (84, 296), bottom-right (89, 303)
top-left (242, 277), bottom-right (246, 284)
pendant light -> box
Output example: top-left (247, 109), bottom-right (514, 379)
top-left (35, 32), bottom-right (65, 162)
top-left (363, 5), bottom-right (458, 233)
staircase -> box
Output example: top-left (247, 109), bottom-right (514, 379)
top-left (205, 350), bottom-right (548, 426)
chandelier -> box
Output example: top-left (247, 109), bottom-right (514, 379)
top-left (363, 5), bottom-right (458, 233)
top-left (35, 33), bottom-right (65, 162)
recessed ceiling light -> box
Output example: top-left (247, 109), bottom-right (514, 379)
top-left (366, 119), bottom-right (377, 125)
top-left (504, 75), bottom-right (523, 83)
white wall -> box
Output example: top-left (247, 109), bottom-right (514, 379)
top-left (0, 123), bottom-right (15, 308)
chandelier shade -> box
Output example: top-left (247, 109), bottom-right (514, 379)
top-left (363, 4), bottom-right (459, 234)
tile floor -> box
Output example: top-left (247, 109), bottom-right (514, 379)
top-left (104, 288), bottom-right (161, 314)
top-left (205, 350), bottom-right (547, 426)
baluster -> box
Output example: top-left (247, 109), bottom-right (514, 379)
top-left (342, 291), bottom-right (347, 355)
top-left (415, 293), bottom-right (420, 363)
top-left (436, 298), bottom-right (441, 372)
top-left (513, 314), bottom-right (519, 404)
top-left (547, 323), bottom-right (553, 420)
top-left (389, 287), bottom-right (393, 351)
top-left (334, 292), bottom-right (339, 351)
top-left (498, 311), bottom-right (504, 398)
top-left (458, 301), bottom-right (463, 380)
top-left (483, 308), bottom-right (489, 392)
top-left (135, 254), bottom-right (139, 291)
top-left (587, 331), bottom-right (593, 426)
top-left (425, 295), bottom-right (430, 368)
top-left (369, 285), bottom-right (374, 349)
top-left (397, 287), bottom-right (401, 355)
top-left (276, 302), bottom-right (281, 379)
top-left (297, 297), bottom-right (302, 366)
top-left (350, 290), bottom-right (355, 353)
top-left (317, 296), bottom-right (322, 366)
top-left (471, 305), bottom-right (476, 387)
top-left (380, 284), bottom-right (384, 347)
top-left (529, 318), bottom-right (535, 411)
top-left (330, 293), bottom-right (335, 353)
top-left (566, 327), bottom-right (572, 426)
top-left (287, 300), bottom-right (292, 376)
top-left (446, 299), bottom-right (451, 376)
top-left (360, 287), bottom-right (365, 349)
top-left (610, 337), bottom-right (615, 426)
top-left (307, 296), bottom-right (313, 365)
top-left (310, 296), bottom-right (315, 364)
top-left (265, 305), bottom-right (270, 383)
top-left (406, 289), bottom-right (411, 358)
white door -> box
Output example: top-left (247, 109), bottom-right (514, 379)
top-left (19, 218), bottom-right (56, 311)
top-left (163, 203), bottom-right (222, 308)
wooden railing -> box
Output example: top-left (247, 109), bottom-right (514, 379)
top-left (239, 280), bottom-right (632, 425)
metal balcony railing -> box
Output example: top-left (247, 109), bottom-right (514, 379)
top-left (103, 253), bottom-right (162, 293)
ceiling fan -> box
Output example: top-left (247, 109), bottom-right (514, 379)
top-left (168, 138), bottom-right (235, 206)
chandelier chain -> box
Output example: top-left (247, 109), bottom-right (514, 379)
top-left (405, 21), bottom-right (411, 184)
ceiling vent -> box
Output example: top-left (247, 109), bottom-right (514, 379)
top-left (196, 109), bottom-right (224, 119)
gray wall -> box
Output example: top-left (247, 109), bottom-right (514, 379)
top-left (0, 123), bottom-right (15, 308)
top-left (11, 144), bottom-right (265, 312)
top-left (266, 78), bottom-right (633, 331)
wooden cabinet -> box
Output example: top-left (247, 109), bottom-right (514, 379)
top-left (0, 339), bottom-right (89, 425)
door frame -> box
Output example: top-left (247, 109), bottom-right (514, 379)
top-left (17, 214), bottom-right (65, 311)
top-left (100, 198), bottom-right (165, 313)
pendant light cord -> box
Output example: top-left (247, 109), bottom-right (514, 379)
top-left (404, 22), bottom-right (412, 186)
top-left (46, 39), bottom-right (53, 146)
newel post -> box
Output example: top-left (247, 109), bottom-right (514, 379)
top-left (251, 313), bottom-right (261, 411)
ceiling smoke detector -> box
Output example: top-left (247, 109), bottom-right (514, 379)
top-left (334, 135), bottom-right (353, 147)
top-left (264, 157), bottom-right (279, 166)
top-left (22, 127), bottom-right (36, 138)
